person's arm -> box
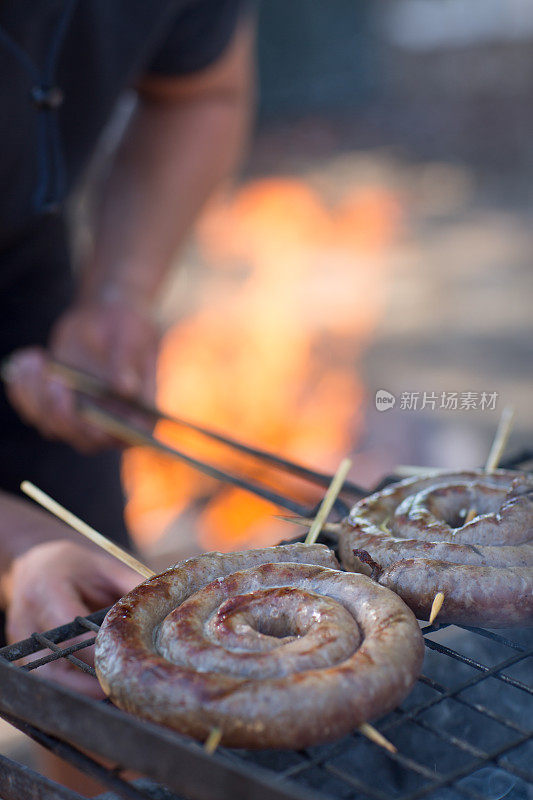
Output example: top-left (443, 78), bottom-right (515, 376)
top-left (0, 492), bottom-right (139, 695)
top-left (81, 15), bottom-right (254, 309)
top-left (5, 16), bottom-right (255, 451)
top-left (0, 491), bottom-right (73, 591)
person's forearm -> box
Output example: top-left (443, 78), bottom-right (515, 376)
top-left (0, 491), bottom-right (72, 607)
top-left (79, 23), bottom-right (254, 309)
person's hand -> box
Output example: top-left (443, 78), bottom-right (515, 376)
top-left (2, 540), bottom-right (140, 697)
top-left (4, 298), bottom-right (160, 452)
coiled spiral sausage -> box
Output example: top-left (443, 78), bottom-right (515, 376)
top-left (339, 470), bottom-right (533, 627)
top-left (95, 543), bottom-right (424, 749)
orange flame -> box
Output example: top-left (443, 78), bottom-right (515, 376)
top-left (122, 177), bottom-right (400, 553)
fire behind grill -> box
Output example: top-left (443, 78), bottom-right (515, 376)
top-left (0, 455), bottom-right (531, 800)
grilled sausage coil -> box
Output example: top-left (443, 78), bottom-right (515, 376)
top-left (95, 543), bottom-right (424, 749)
top-left (339, 469), bottom-right (533, 627)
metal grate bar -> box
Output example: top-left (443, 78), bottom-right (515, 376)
top-left (495, 757), bottom-right (533, 785)
top-left (323, 762), bottom-right (401, 800)
top-left (0, 751), bottom-right (86, 800)
top-left (411, 673), bottom-right (530, 735)
top-left (0, 607), bottom-right (109, 662)
top-left (23, 634), bottom-right (97, 672)
top-left (31, 632), bottom-right (97, 676)
top-left (422, 638), bottom-right (532, 694)
top-left (1, 710), bottom-right (153, 800)
top-left (325, 757), bottom-right (488, 800)
top-left (457, 625), bottom-right (529, 652)
top-left (75, 615), bottom-right (101, 633)
top-left (400, 734), bottom-right (531, 800)
top-left (405, 713), bottom-right (532, 780)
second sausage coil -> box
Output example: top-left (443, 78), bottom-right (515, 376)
top-left (339, 469), bottom-right (533, 627)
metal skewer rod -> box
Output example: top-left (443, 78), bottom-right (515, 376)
top-left (48, 360), bottom-right (367, 499)
top-left (80, 400), bottom-right (314, 517)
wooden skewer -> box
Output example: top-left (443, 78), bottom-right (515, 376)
top-left (429, 404), bottom-right (516, 625)
top-left (304, 458), bottom-right (352, 546)
top-left (204, 727), bottom-right (223, 755)
top-left (358, 722), bottom-right (397, 754)
top-left (428, 592), bottom-right (445, 625)
top-left (463, 508), bottom-right (477, 525)
top-left (21, 481), bottom-right (155, 579)
top-left (462, 404), bottom-right (516, 526)
top-left (485, 405), bottom-right (515, 473)
top-left (302, 458), bottom-right (397, 756)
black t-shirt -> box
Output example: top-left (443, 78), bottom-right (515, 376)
top-left (0, 0), bottom-right (248, 361)
top-left (0, 0), bottom-right (246, 247)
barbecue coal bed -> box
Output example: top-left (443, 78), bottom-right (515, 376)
top-left (0, 456), bottom-right (531, 800)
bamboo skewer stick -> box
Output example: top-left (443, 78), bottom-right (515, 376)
top-left (462, 405), bottom-right (515, 525)
top-left (304, 459), bottom-right (352, 546)
top-left (463, 508), bottom-right (477, 525)
top-left (302, 458), bottom-right (397, 756)
top-left (485, 405), bottom-right (515, 473)
top-left (358, 722), bottom-right (397, 754)
top-left (429, 405), bottom-right (515, 625)
top-left (428, 592), bottom-right (445, 625)
top-left (204, 727), bottom-right (223, 755)
top-left (21, 481), bottom-right (155, 579)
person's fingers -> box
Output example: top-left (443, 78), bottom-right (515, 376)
top-left (104, 308), bottom-right (144, 397)
top-left (7, 581), bottom-right (100, 697)
top-left (78, 558), bottom-right (141, 609)
top-left (5, 601), bottom-right (39, 645)
top-left (4, 349), bottom-right (112, 451)
top-left (30, 567), bottom-right (135, 697)
top-left (108, 318), bottom-right (144, 397)
top-left (4, 349), bottom-right (53, 433)
top-left (37, 584), bottom-right (92, 632)
top-left (105, 563), bottom-right (142, 597)
top-left (34, 378), bottom-right (100, 452)
top-left (108, 311), bottom-right (160, 401)
top-left (7, 581), bottom-right (90, 644)
top-left (4, 543), bottom-right (140, 698)
top-left (38, 373), bottom-right (122, 452)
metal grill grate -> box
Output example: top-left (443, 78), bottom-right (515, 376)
top-left (0, 456), bottom-right (531, 800)
top-left (0, 614), bottom-right (531, 800)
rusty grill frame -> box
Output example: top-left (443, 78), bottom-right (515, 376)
top-left (0, 454), bottom-right (531, 800)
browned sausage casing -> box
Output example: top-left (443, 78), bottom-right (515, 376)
top-left (339, 469), bottom-right (533, 627)
top-left (95, 543), bottom-right (424, 749)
